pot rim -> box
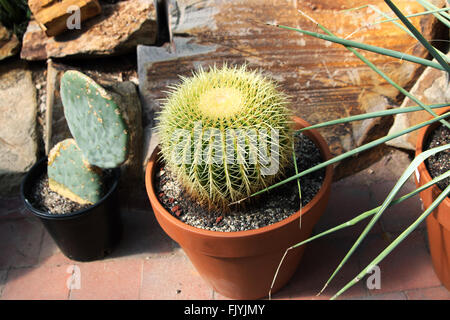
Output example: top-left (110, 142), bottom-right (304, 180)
top-left (145, 115), bottom-right (333, 240)
top-left (415, 106), bottom-right (450, 204)
top-left (20, 157), bottom-right (121, 220)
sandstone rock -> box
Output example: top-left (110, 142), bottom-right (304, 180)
top-left (386, 52), bottom-right (450, 150)
top-left (0, 23), bottom-right (20, 60)
top-left (28, 0), bottom-right (102, 37)
top-left (138, 0), bottom-right (445, 177)
top-left (21, 0), bottom-right (157, 60)
top-left (0, 62), bottom-right (38, 195)
top-left (137, 39), bottom-right (217, 164)
top-left (29, 0), bottom-right (63, 14)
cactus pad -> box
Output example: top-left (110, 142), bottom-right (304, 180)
top-left (60, 70), bottom-right (129, 169)
top-left (157, 65), bottom-right (293, 209)
top-left (48, 139), bottom-right (103, 205)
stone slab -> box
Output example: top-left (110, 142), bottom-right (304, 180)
top-left (0, 62), bottom-right (38, 195)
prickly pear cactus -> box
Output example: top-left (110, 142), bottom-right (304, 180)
top-left (157, 65), bottom-right (293, 209)
top-left (60, 70), bottom-right (129, 169)
top-left (48, 139), bottom-right (103, 205)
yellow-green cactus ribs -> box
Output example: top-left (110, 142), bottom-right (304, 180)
top-left (60, 70), bottom-right (129, 169)
top-left (157, 65), bottom-right (294, 210)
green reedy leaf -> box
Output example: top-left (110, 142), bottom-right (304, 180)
top-left (232, 111), bottom-right (450, 204)
top-left (298, 103), bottom-right (449, 132)
top-left (290, 170), bottom-right (450, 249)
top-left (384, 0), bottom-right (450, 74)
top-left (416, 0), bottom-right (450, 27)
top-left (276, 13), bottom-right (450, 129)
top-left (274, 24), bottom-right (447, 71)
top-left (321, 143), bottom-right (450, 296)
top-left (331, 181), bottom-right (450, 300)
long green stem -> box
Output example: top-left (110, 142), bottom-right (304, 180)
top-left (298, 103), bottom-right (449, 132)
top-left (278, 18), bottom-right (450, 129)
top-left (276, 1), bottom-right (450, 300)
top-left (373, 7), bottom-right (450, 25)
top-left (274, 24), bottom-right (446, 71)
top-left (292, 138), bottom-right (302, 228)
top-left (416, 0), bottom-right (450, 27)
top-left (268, 169), bottom-right (449, 298)
top-left (384, 0), bottom-right (450, 74)
top-left (364, 5), bottom-right (449, 63)
top-left (331, 182), bottom-right (450, 300)
top-left (230, 112), bottom-right (449, 205)
top-left (290, 170), bottom-right (450, 249)
top-left (319, 143), bottom-right (450, 295)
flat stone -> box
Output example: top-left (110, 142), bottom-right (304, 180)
top-left (21, 0), bottom-right (157, 60)
top-left (138, 0), bottom-right (445, 176)
top-left (28, 0), bottom-right (63, 14)
top-left (28, 0), bottom-right (102, 37)
top-left (0, 62), bottom-right (38, 196)
top-left (106, 81), bottom-right (144, 186)
top-left (0, 23), bottom-right (19, 60)
top-left (386, 52), bottom-right (450, 150)
top-left (137, 39), bottom-right (217, 163)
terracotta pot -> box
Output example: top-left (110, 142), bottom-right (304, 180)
top-left (145, 116), bottom-right (333, 299)
top-left (415, 106), bottom-right (450, 291)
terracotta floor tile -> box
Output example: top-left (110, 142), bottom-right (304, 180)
top-left (357, 231), bottom-right (441, 294)
top-left (0, 208), bottom-right (27, 220)
top-left (0, 196), bottom-right (24, 216)
top-left (1, 265), bottom-right (70, 300)
top-left (358, 291), bottom-right (407, 300)
top-left (315, 179), bottom-right (382, 238)
top-left (108, 210), bottom-right (175, 260)
top-left (0, 218), bottom-right (43, 269)
top-left (141, 252), bottom-right (213, 300)
top-left (370, 180), bottom-right (425, 233)
top-left (0, 148), bottom-right (444, 300)
top-left (0, 270), bottom-right (7, 298)
top-left (69, 259), bottom-right (143, 300)
top-left (38, 231), bottom-right (74, 267)
top-left (123, 185), bottom-right (152, 213)
top-left (274, 237), bottom-right (368, 300)
top-left (363, 150), bottom-right (413, 186)
top-left (405, 286), bottom-right (450, 300)
top-left (213, 291), bottom-right (234, 300)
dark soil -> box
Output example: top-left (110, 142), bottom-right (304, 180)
top-left (155, 133), bottom-right (326, 232)
top-left (30, 171), bottom-right (114, 215)
top-left (425, 124), bottom-right (450, 192)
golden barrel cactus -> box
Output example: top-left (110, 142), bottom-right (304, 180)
top-left (157, 65), bottom-right (294, 209)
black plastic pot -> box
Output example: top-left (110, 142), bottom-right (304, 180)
top-left (20, 157), bottom-right (122, 262)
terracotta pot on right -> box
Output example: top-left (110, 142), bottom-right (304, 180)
top-left (415, 106), bottom-right (450, 291)
top-left (145, 116), bottom-right (333, 299)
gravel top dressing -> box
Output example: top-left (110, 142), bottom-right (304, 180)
top-left (425, 124), bottom-right (449, 193)
top-left (155, 133), bottom-right (326, 232)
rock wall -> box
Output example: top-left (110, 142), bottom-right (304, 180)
top-left (0, 0), bottom-right (447, 196)
top-left (0, 62), bottom-right (38, 195)
top-left (138, 0), bottom-right (447, 179)
top-left (387, 52), bottom-right (450, 150)
top-left (21, 0), bottom-right (158, 60)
